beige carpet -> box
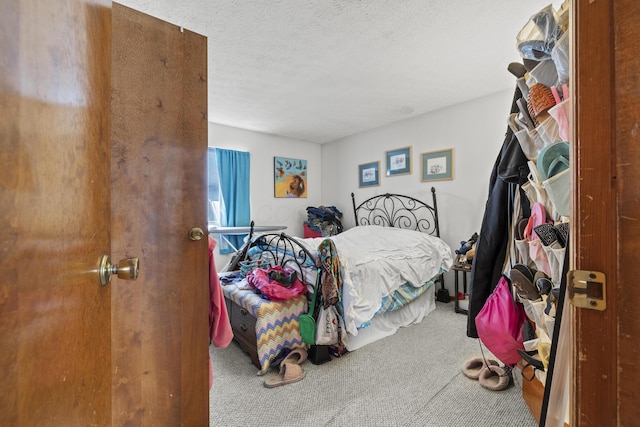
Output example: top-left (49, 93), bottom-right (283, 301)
top-left (210, 302), bottom-right (537, 427)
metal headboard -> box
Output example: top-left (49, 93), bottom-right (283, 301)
top-left (351, 187), bottom-right (440, 237)
top-left (249, 232), bottom-right (317, 284)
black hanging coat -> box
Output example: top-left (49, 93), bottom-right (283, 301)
top-left (467, 86), bottom-right (530, 338)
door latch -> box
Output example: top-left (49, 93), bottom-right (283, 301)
top-left (567, 270), bottom-right (606, 311)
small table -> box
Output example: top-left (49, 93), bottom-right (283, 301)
top-left (452, 262), bottom-right (472, 314)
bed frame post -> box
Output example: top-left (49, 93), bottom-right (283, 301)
top-left (351, 192), bottom-right (358, 227)
top-left (431, 187), bottom-right (440, 237)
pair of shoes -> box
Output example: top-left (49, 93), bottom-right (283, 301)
top-left (263, 347), bottom-right (308, 388)
top-left (537, 141), bottom-right (570, 181)
top-left (534, 271), bottom-right (553, 296)
top-left (534, 223), bottom-right (558, 246)
top-left (518, 349), bottom-right (544, 370)
top-left (511, 264), bottom-right (541, 301)
top-left (478, 365), bottom-right (512, 391)
top-left (555, 222), bottom-right (569, 247)
top-left (263, 363), bottom-right (305, 388)
top-left (534, 222), bottom-right (569, 249)
top-left (508, 62), bottom-right (527, 79)
top-left (515, 218), bottom-right (529, 241)
top-left (544, 288), bottom-right (560, 316)
top-left (462, 357), bottom-right (498, 380)
top-left (462, 357), bottom-right (511, 391)
top-left (518, 347), bottom-right (549, 381)
top-left (279, 347), bottom-right (307, 366)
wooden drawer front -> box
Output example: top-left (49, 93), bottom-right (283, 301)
top-left (227, 300), bottom-right (260, 368)
top-left (229, 303), bottom-right (257, 345)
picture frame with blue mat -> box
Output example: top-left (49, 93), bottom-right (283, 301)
top-left (385, 146), bottom-right (412, 176)
top-left (358, 161), bottom-right (380, 187)
top-left (421, 148), bottom-right (454, 182)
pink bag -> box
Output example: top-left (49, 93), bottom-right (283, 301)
top-left (475, 276), bottom-right (526, 366)
top-left (247, 266), bottom-right (306, 301)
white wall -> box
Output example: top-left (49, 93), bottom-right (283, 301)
top-left (321, 88), bottom-right (515, 294)
top-left (210, 89), bottom-right (516, 292)
top-left (208, 123), bottom-right (322, 269)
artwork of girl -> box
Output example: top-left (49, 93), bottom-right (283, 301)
top-left (274, 157), bottom-right (307, 198)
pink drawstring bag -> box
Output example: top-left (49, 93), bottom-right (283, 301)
top-left (247, 266), bottom-right (306, 301)
top-left (475, 276), bottom-right (526, 366)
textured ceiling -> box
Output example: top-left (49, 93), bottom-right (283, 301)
top-left (116, 0), bottom-right (555, 143)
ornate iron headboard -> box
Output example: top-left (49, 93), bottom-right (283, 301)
top-left (351, 187), bottom-right (440, 237)
top-left (248, 232), bottom-right (317, 285)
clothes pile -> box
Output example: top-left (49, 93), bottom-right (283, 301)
top-left (304, 206), bottom-right (343, 237)
top-left (455, 232), bottom-right (478, 264)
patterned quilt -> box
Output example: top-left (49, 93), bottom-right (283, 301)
top-left (222, 285), bottom-right (307, 373)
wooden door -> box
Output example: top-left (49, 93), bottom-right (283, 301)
top-left (110, 4), bottom-right (209, 425)
top-left (0, 0), bottom-right (113, 425)
top-left (1, 2), bottom-right (209, 425)
top-left (573, 0), bottom-right (640, 425)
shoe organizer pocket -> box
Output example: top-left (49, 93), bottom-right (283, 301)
top-left (548, 98), bottom-right (570, 142)
top-left (523, 172), bottom-right (546, 203)
top-left (528, 238), bottom-right (552, 277)
top-left (543, 313), bottom-right (556, 337)
top-left (537, 116), bottom-right (560, 146)
top-left (542, 241), bottom-right (565, 284)
top-left (514, 126), bottom-right (546, 161)
top-left (522, 299), bottom-right (547, 334)
top-left (543, 168), bottom-right (570, 217)
top-left (551, 32), bottom-right (570, 85)
top-left (514, 238), bottom-right (537, 270)
top-left (526, 59), bottom-right (560, 88)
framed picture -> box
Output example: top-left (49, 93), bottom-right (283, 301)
top-left (274, 156), bottom-right (307, 198)
top-left (421, 148), bottom-right (454, 182)
top-left (358, 161), bottom-right (380, 187)
top-left (385, 146), bottom-right (412, 176)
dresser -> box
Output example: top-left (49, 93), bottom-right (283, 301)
top-left (225, 296), bottom-right (261, 368)
top-left (222, 285), bottom-right (308, 374)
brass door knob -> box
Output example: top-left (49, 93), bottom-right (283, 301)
top-left (98, 255), bottom-right (139, 286)
top-left (188, 227), bottom-right (205, 241)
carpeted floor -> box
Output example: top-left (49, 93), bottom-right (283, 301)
top-left (210, 302), bottom-right (537, 427)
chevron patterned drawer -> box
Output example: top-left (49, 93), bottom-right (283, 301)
top-left (222, 285), bottom-right (307, 373)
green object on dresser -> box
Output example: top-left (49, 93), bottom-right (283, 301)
top-left (299, 267), bottom-right (321, 345)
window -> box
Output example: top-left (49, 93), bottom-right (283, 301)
top-left (208, 148), bottom-right (251, 254)
top-left (207, 148), bottom-right (220, 226)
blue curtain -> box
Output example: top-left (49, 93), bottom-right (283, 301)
top-left (215, 148), bottom-right (251, 254)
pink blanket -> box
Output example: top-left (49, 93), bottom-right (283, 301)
top-left (209, 237), bottom-right (233, 388)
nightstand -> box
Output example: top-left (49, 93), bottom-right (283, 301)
top-left (452, 263), bottom-right (471, 314)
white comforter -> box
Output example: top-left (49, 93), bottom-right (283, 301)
top-left (298, 226), bottom-right (453, 336)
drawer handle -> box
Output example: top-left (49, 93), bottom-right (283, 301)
top-left (240, 308), bottom-right (248, 316)
top-left (240, 324), bottom-right (248, 332)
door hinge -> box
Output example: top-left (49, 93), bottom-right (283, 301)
top-left (567, 270), bottom-right (606, 311)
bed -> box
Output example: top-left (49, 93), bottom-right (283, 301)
top-left (222, 188), bottom-right (453, 368)
top-left (219, 232), bottom-right (319, 373)
top-left (300, 188), bottom-right (454, 351)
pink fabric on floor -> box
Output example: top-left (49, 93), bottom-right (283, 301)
top-left (209, 237), bottom-right (233, 389)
